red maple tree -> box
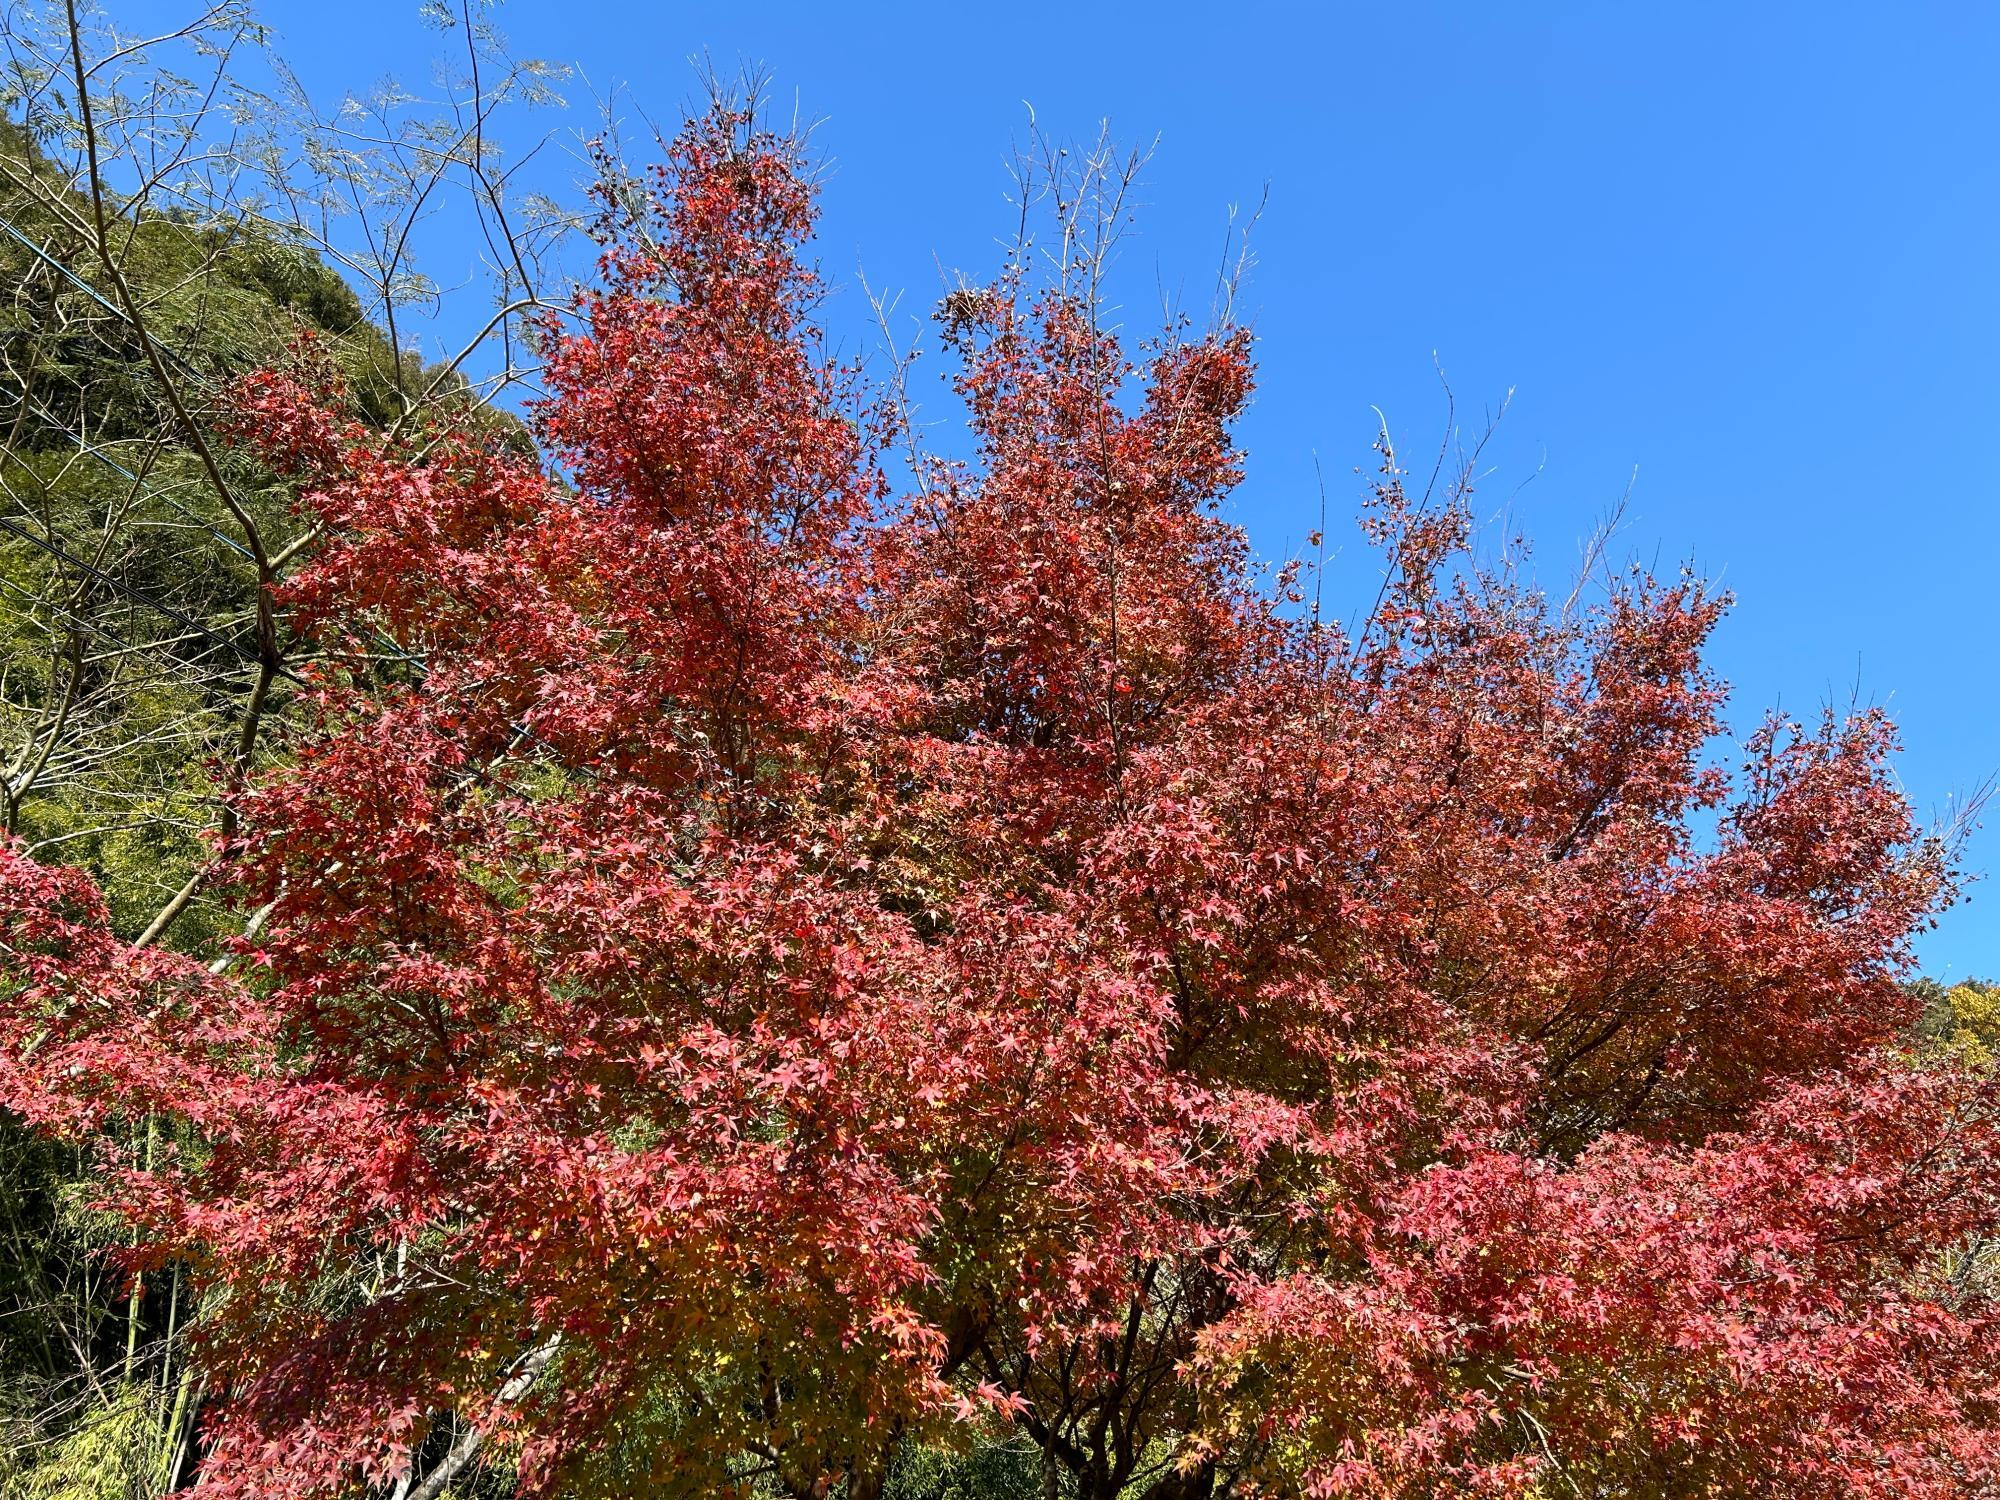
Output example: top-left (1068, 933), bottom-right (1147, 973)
top-left (2, 104), bottom-right (1995, 1499)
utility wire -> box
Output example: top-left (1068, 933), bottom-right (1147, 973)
top-left (0, 211), bottom-right (215, 389)
top-left (0, 568), bottom-right (230, 670)
top-left (0, 383), bottom-right (257, 560)
top-left (0, 215), bottom-right (129, 322)
top-left (0, 211), bottom-right (596, 786)
top-left (0, 513), bottom-right (299, 683)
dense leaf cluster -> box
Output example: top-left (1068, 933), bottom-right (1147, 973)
top-left (2, 105), bottom-right (1996, 1500)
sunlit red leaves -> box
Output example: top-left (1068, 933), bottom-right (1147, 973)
top-left (1, 99), bottom-right (1995, 1500)
top-left (1198, 1060), bottom-right (2000, 1498)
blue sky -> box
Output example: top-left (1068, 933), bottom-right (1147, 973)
top-left (272, 1), bottom-right (2000, 977)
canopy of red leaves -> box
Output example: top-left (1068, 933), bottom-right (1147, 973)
top-left (1, 105), bottom-right (1993, 1500)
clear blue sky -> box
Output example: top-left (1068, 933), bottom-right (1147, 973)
top-left (271, 1), bottom-right (2000, 978)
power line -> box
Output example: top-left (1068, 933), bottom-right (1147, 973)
top-left (0, 216), bottom-right (129, 323)
top-left (0, 512), bottom-right (297, 683)
top-left (0, 210), bottom-right (598, 788)
top-left (0, 382), bottom-right (257, 560)
top-left (0, 211), bottom-right (215, 389)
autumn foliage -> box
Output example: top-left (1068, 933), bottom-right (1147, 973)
top-left (3, 105), bottom-right (1997, 1499)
